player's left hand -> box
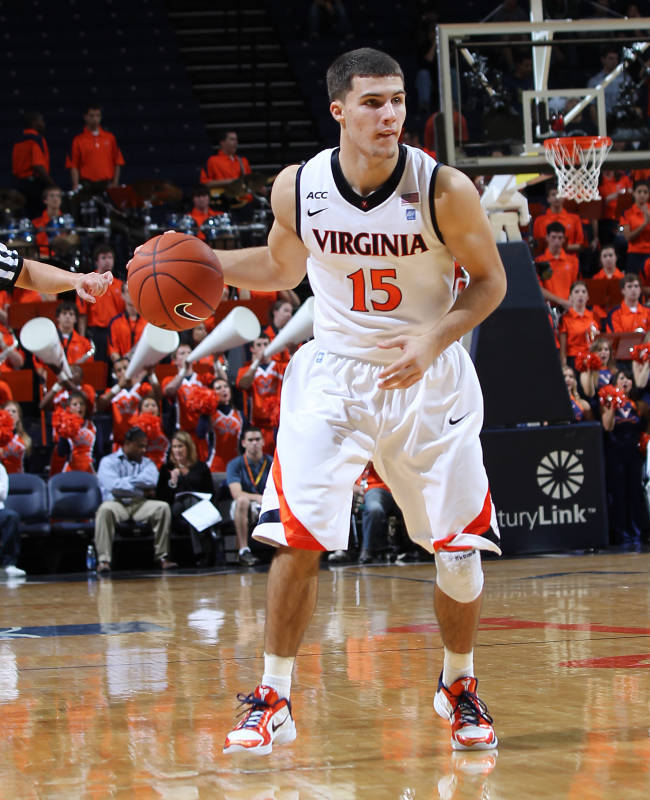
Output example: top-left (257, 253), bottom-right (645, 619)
top-left (76, 271), bottom-right (113, 303)
top-left (377, 332), bottom-right (441, 389)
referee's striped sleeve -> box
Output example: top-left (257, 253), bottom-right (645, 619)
top-left (0, 242), bottom-right (24, 289)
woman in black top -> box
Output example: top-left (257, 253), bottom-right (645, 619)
top-left (157, 430), bottom-right (217, 565)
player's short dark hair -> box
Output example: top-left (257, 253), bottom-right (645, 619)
top-left (56, 300), bottom-right (78, 318)
top-left (326, 48), bottom-right (404, 101)
top-left (545, 221), bottom-right (566, 236)
top-left (192, 184), bottom-right (210, 197)
top-left (93, 243), bottom-right (114, 261)
top-left (620, 272), bottom-right (640, 288)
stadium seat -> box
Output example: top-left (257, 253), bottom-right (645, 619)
top-left (6, 473), bottom-right (50, 537)
top-left (48, 471), bottom-right (102, 537)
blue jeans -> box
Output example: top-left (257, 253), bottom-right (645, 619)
top-left (0, 507), bottom-right (21, 567)
top-left (361, 488), bottom-right (397, 553)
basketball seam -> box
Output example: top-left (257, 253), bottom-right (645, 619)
top-left (149, 257), bottom-right (221, 271)
top-left (151, 235), bottom-right (177, 327)
top-left (151, 272), bottom-right (214, 308)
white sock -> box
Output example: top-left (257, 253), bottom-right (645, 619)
top-left (238, 547), bottom-right (250, 555)
top-left (442, 648), bottom-right (474, 687)
top-left (261, 652), bottom-right (294, 698)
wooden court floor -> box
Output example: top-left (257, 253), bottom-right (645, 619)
top-left (1, 551), bottom-right (649, 799)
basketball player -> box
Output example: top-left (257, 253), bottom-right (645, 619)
top-left (0, 241), bottom-right (111, 300)
top-left (217, 49), bottom-right (507, 753)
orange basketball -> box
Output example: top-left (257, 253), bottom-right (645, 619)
top-left (126, 231), bottom-right (224, 331)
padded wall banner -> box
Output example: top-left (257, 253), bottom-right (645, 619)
top-left (481, 423), bottom-right (608, 555)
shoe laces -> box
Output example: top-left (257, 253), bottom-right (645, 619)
top-left (235, 691), bottom-right (292, 729)
top-left (452, 689), bottom-right (494, 727)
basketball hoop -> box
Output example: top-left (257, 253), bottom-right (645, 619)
top-left (543, 136), bottom-right (613, 203)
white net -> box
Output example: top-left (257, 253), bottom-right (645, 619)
top-left (543, 137), bottom-right (612, 202)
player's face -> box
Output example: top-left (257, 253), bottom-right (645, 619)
top-left (273, 302), bottom-right (293, 329)
top-left (242, 432), bottom-right (263, 459)
top-left (213, 380), bottom-right (231, 403)
top-left (600, 248), bottom-right (617, 271)
top-left (95, 252), bottom-right (114, 273)
top-left (141, 397), bottom-right (159, 415)
top-left (331, 75), bottom-right (406, 161)
top-left (622, 280), bottom-right (641, 303)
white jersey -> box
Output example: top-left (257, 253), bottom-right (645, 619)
top-left (297, 144), bottom-right (454, 365)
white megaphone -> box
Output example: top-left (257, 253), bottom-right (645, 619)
top-left (125, 323), bottom-right (180, 379)
top-left (264, 297), bottom-right (315, 358)
top-left (20, 317), bottom-right (73, 379)
top-left (186, 307), bottom-right (261, 363)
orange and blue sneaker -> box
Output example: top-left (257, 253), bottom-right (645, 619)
top-left (434, 673), bottom-right (498, 751)
top-left (223, 685), bottom-right (296, 755)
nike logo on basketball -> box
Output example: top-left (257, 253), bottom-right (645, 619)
top-left (449, 413), bottom-right (469, 425)
top-left (307, 208), bottom-right (328, 216)
top-left (174, 302), bottom-right (209, 321)
top-left (271, 713), bottom-right (289, 733)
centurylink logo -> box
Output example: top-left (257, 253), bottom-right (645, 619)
top-left (536, 450), bottom-right (585, 500)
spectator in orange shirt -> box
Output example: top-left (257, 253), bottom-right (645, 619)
top-left (189, 185), bottom-right (223, 242)
top-left (162, 343), bottom-right (208, 460)
top-left (0, 325), bottom-right (24, 372)
top-left (532, 186), bottom-right (584, 255)
top-left (11, 111), bottom-right (55, 217)
top-left (33, 302), bottom-right (94, 384)
top-left (536, 221), bottom-right (580, 309)
top-left (77, 244), bottom-right (124, 362)
top-left (107, 283), bottom-right (146, 363)
top-left (67, 105), bottom-right (125, 192)
top-left (32, 186), bottom-right (78, 259)
top-left (558, 281), bottom-right (599, 366)
top-left (605, 273), bottom-right (650, 335)
top-left (200, 130), bottom-right (251, 189)
top-left (620, 179), bottom-right (650, 274)
top-left (592, 244), bottom-right (623, 280)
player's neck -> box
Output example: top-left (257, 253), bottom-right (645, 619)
top-left (337, 145), bottom-right (399, 198)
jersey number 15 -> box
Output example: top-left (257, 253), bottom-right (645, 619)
top-left (347, 268), bottom-right (403, 312)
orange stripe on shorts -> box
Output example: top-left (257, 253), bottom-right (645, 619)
top-left (272, 457), bottom-right (325, 551)
top-left (434, 488), bottom-right (493, 552)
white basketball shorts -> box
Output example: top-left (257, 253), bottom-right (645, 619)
top-left (253, 340), bottom-right (501, 555)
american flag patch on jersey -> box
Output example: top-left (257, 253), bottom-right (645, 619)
top-left (400, 192), bottom-right (420, 204)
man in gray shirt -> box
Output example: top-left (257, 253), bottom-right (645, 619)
top-left (94, 426), bottom-right (175, 573)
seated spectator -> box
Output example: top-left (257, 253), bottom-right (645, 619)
top-left (200, 129), bottom-right (251, 190)
top-left (236, 335), bottom-right (283, 455)
top-left (533, 186), bottom-right (584, 255)
top-left (32, 186), bottom-right (78, 259)
top-left (620, 179), bottom-right (650, 275)
top-left (536, 221), bottom-right (580, 309)
top-left (96, 356), bottom-right (159, 451)
top-left (189, 185), bottom-right (223, 242)
top-left (563, 365), bottom-right (592, 422)
top-left (0, 461), bottom-right (25, 577)
top-left (605, 273), bottom-right (650, 335)
top-left (94, 426), bottom-right (176, 573)
top-left (162, 344), bottom-right (208, 460)
top-left (600, 370), bottom-right (648, 550)
top-left (157, 431), bottom-right (216, 566)
top-left (580, 337), bottom-right (618, 399)
top-left (0, 401), bottom-right (32, 474)
top-left (592, 245), bottom-right (623, 281)
top-left (357, 462), bottom-right (401, 564)
top-left (130, 395), bottom-right (169, 469)
top-left (558, 281), bottom-right (599, 367)
top-left (226, 426), bottom-right (273, 566)
top-left (77, 244), bottom-right (125, 362)
top-left (208, 377), bottom-right (243, 473)
top-left (107, 284), bottom-right (146, 363)
top-left (56, 390), bottom-right (96, 473)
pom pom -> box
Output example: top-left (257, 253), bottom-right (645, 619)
top-left (0, 408), bottom-right (15, 447)
top-left (128, 412), bottom-right (162, 441)
top-left (139, 381), bottom-right (153, 397)
top-left (575, 352), bottom-right (603, 372)
top-left (184, 385), bottom-right (218, 416)
top-left (597, 385), bottom-right (617, 408)
top-left (198, 371), bottom-right (216, 387)
top-left (630, 343), bottom-right (650, 363)
top-left (52, 407), bottom-right (83, 439)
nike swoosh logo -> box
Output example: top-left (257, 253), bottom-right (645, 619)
top-left (174, 302), bottom-right (209, 321)
top-left (449, 413), bottom-right (469, 425)
top-left (307, 208), bottom-right (328, 216)
top-left (271, 713), bottom-right (289, 733)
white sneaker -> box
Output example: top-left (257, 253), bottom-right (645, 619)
top-left (4, 565), bottom-right (26, 577)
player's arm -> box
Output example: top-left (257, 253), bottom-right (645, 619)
top-left (379, 167), bottom-right (506, 389)
top-left (214, 165), bottom-right (308, 291)
top-left (17, 258), bottom-right (113, 302)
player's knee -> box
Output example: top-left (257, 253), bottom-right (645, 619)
top-left (434, 549), bottom-right (484, 603)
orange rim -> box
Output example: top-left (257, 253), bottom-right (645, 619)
top-left (544, 135), bottom-right (613, 156)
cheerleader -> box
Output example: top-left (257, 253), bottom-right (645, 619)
top-left (0, 401), bottom-right (32, 473)
top-left (208, 378), bottom-right (243, 472)
top-left (59, 392), bottom-right (96, 473)
top-left (129, 395), bottom-right (169, 469)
